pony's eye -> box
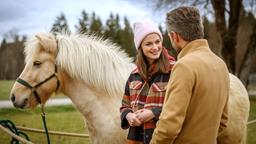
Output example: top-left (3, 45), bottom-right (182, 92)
top-left (33, 61), bottom-right (42, 68)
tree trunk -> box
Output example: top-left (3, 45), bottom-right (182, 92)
top-left (238, 20), bottom-right (256, 85)
top-left (211, 0), bottom-right (242, 74)
top-left (211, 0), bottom-right (226, 36)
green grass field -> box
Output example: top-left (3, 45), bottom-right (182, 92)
top-left (0, 80), bottom-right (88, 143)
top-left (0, 105), bottom-right (89, 144)
top-left (0, 80), bottom-right (14, 100)
top-left (248, 100), bottom-right (256, 144)
top-left (0, 80), bottom-right (256, 144)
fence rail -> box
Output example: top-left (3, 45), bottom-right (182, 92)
top-left (1, 119), bottom-right (256, 144)
top-left (16, 126), bottom-right (89, 138)
top-left (0, 125), bottom-right (34, 144)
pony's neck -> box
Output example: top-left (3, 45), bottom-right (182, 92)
top-left (56, 34), bottom-right (134, 99)
top-left (59, 71), bottom-right (127, 143)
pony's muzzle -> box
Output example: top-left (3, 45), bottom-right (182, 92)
top-left (11, 93), bottom-right (28, 108)
top-left (11, 94), bottom-right (15, 103)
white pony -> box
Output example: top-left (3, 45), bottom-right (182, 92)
top-left (10, 33), bottom-right (250, 144)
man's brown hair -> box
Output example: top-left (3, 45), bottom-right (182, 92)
top-left (166, 6), bottom-right (204, 41)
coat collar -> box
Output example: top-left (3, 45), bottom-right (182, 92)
top-left (177, 39), bottom-right (209, 60)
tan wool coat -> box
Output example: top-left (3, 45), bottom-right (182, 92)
top-left (150, 39), bottom-right (230, 144)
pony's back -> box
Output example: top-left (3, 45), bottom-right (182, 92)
top-left (218, 73), bottom-right (250, 144)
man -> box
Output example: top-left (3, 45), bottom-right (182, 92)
top-left (150, 6), bottom-right (229, 144)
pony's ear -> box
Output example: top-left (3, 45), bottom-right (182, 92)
top-left (35, 33), bottom-right (57, 54)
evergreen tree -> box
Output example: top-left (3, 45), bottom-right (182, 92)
top-left (159, 25), bottom-right (177, 59)
top-left (114, 14), bottom-right (122, 45)
top-left (119, 17), bottom-right (136, 58)
top-left (89, 12), bottom-right (103, 36)
top-left (51, 13), bottom-right (70, 34)
top-left (164, 30), bottom-right (177, 59)
top-left (75, 10), bottom-right (90, 33)
top-left (104, 13), bottom-right (121, 43)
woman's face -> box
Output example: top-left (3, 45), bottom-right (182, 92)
top-left (140, 33), bottom-right (162, 64)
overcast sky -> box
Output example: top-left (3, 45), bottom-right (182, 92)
top-left (0, 0), bottom-right (166, 41)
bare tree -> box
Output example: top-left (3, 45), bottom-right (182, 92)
top-left (3, 28), bottom-right (19, 42)
top-left (238, 13), bottom-right (256, 85)
top-left (145, 0), bottom-right (256, 85)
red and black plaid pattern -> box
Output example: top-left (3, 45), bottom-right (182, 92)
top-left (120, 67), bottom-right (170, 144)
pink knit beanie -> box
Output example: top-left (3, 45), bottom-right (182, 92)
top-left (133, 20), bottom-right (163, 50)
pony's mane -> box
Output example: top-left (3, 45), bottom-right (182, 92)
top-left (25, 33), bottom-right (134, 97)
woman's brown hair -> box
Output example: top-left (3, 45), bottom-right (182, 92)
top-left (135, 47), bottom-right (170, 81)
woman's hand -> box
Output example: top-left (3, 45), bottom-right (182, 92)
top-left (135, 109), bottom-right (155, 122)
top-left (126, 112), bottom-right (142, 127)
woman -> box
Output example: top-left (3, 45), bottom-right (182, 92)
top-left (120, 20), bottom-right (175, 144)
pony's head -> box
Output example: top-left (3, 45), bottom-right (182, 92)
top-left (10, 33), bottom-right (59, 108)
top-left (10, 32), bottom-right (134, 109)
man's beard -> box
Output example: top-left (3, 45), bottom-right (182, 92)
top-left (171, 42), bottom-right (181, 54)
top-left (174, 46), bottom-right (181, 54)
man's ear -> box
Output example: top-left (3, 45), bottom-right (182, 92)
top-left (172, 31), bottom-right (180, 43)
top-left (168, 31), bottom-right (177, 42)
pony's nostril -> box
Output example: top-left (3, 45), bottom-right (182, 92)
top-left (11, 94), bottom-right (16, 102)
top-left (24, 98), bottom-right (28, 103)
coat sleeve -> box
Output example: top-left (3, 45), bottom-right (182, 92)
top-left (150, 62), bottom-right (194, 144)
top-left (120, 78), bottom-right (133, 129)
top-left (218, 94), bottom-right (229, 135)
